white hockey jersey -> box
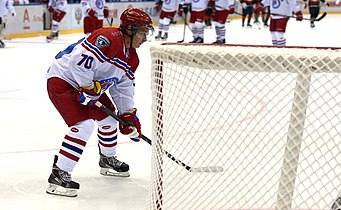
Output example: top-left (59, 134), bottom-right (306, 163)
top-left (0, 0), bottom-right (15, 17)
top-left (262, 0), bottom-right (301, 19)
top-left (81, 0), bottom-right (106, 20)
top-left (184, 0), bottom-right (209, 12)
top-left (45, 28), bottom-right (139, 114)
top-left (162, 0), bottom-right (182, 12)
top-left (48, 0), bottom-right (67, 12)
top-left (215, 0), bottom-right (235, 11)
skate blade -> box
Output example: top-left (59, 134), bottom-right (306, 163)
top-left (100, 168), bottom-right (130, 177)
top-left (46, 184), bottom-right (78, 197)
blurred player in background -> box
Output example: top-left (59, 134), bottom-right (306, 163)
top-left (303, 0), bottom-right (326, 28)
top-left (81, 0), bottom-right (109, 35)
top-left (0, 0), bottom-right (15, 48)
top-left (46, 0), bottom-right (67, 43)
top-left (257, 0), bottom-right (302, 46)
top-left (240, 0), bottom-right (256, 27)
top-left (154, 0), bottom-right (182, 41)
top-left (45, 8), bottom-right (153, 197)
top-left (183, 0), bottom-right (209, 43)
top-left (212, 0), bottom-right (235, 43)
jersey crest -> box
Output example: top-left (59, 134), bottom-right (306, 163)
top-left (95, 35), bottom-right (110, 48)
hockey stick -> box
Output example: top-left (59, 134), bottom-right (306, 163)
top-left (271, 11), bottom-right (327, 21)
top-left (95, 101), bottom-right (224, 173)
top-left (177, 11), bottom-right (188, 43)
top-left (234, 11), bottom-right (326, 22)
top-left (105, 17), bottom-right (113, 27)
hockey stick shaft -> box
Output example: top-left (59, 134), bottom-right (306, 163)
top-left (105, 17), bottom-right (113, 27)
top-left (177, 12), bottom-right (188, 43)
top-left (95, 101), bottom-right (218, 172)
top-left (235, 11), bottom-right (326, 21)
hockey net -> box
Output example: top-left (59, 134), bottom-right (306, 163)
top-left (146, 43), bottom-right (341, 210)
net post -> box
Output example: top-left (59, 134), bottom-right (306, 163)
top-left (275, 70), bottom-right (312, 210)
top-left (151, 57), bottom-right (164, 210)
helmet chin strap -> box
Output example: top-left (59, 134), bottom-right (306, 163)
top-left (121, 27), bottom-right (137, 48)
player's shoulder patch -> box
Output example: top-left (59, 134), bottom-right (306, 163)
top-left (95, 35), bottom-right (110, 48)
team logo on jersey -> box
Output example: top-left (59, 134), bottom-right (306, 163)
top-left (95, 35), bottom-right (110, 48)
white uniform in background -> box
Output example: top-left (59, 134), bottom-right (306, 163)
top-left (261, 0), bottom-right (302, 45)
top-left (81, 0), bottom-right (107, 34)
top-left (154, 0), bottom-right (182, 40)
top-left (46, 0), bottom-right (68, 42)
top-left (0, 0), bottom-right (16, 48)
top-left (81, 0), bottom-right (105, 20)
top-left (262, 0), bottom-right (300, 19)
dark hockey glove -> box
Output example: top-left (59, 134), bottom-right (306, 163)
top-left (119, 108), bottom-right (142, 142)
top-left (104, 6), bottom-right (109, 18)
top-left (48, 6), bottom-right (55, 13)
top-left (295, 11), bottom-right (303, 21)
top-left (87, 8), bottom-right (97, 18)
top-left (155, 2), bottom-right (162, 12)
top-left (229, 5), bottom-right (235, 14)
top-left (77, 80), bottom-right (102, 106)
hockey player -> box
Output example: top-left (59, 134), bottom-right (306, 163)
top-left (154, 0), bottom-right (181, 41)
top-left (81, 0), bottom-right (109, 35)
top-left (45, 8), bottom-right (153, 197)
top-left (0, 0), bottom-right (16, 48)
top-left (303, 0), bottom-right (326, 28)
top-left (240, 0), bottom-right (256, 27)
top-left (257, 0), bottom-right (302, 46)
top-left (212, 0), bottom-right (235, 44)
top-left (46, 0), bottom-right (67, 43)
top-left (183, 0), bottom-right (209, 43)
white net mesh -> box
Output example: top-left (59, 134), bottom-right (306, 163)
top-left (146, 44), bottom-right (341, 210)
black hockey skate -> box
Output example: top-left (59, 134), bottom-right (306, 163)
top-left (212, 39), bottom-right (225, 44)
top-left (155, 31), bottom-right (162, 40)
top-left (46, 32), bottom-right (58, 43)
top-left (189, 37), bottom-right (204, 43)
top-left (99, 153), bottom-right (130, 177)
top-left (46, 155), bottom-right (80, 197)
top-left (161, 33), bottom-right (168, 41)
top-left (0, 40), bottom-right (5, 48)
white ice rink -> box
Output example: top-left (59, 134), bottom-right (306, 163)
top-left (0, 14), bottom-right (340, 210)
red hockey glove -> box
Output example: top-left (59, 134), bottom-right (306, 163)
top-left (254, 3), bottom-right (265, 14)
top-left (155, 2), bottom-right (162, 12)
top-left (48, 6), bottom-right (55, 13)
top-left (119, 108), bottom-right (142, 142)
top-left (103, 6), bottom-right (109, 18)
top-left (87, 9), bottom-right (97, 18)
top-left (229, 5), bottom-right (235, 14)
top-left (77, 80), bottom-right (102, 106)
top-left (295, 11), bottom-right (303, 21)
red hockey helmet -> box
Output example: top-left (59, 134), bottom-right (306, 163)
top-left (119, 8), bottom-right (154, 34)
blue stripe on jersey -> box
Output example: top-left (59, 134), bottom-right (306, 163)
top-left (83, 39), bottom-right (107, 61)
top-left (62, 142), bottom-right (84, 155)
top-left (97, 134), bottom-right (117, 142)
top-left (110, 57), bottom-right (131, 71)
top-left (55, 37), bottom-right (85, 59)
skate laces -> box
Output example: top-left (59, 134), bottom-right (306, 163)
top-left (107, 156), bottom-right (123, 167)
top-left (56, 169), bottom-right (72, 182)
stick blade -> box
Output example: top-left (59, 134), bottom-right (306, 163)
top-left (190, 166), bottom-right (224, 173)
top-left (316, 12), bottom-right (327, 21)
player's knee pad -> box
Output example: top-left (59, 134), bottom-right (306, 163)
top-left (97, 115), bottom-right (117, 131)
top-left (70, 119), bottom-right (95, 140)
top-left (189, 22), bottom-right (196, 29)
top-left (194, 21), bottom-right (204, 28)
top-left (213, 21), bottom-right (225, 28)
top-left (162, 17), bottom-right (171, 26)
